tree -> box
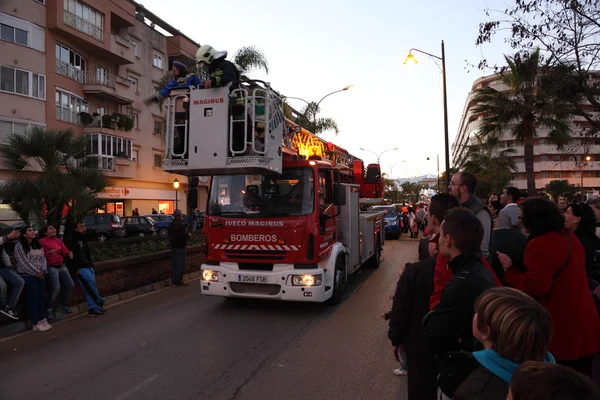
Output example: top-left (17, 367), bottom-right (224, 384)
top-left (294, 102), bottom-right (340, 136)
top-left (545, 179), bottom-right (578, 201)
top-left (382, 173), bottom-right (401, 203)
top-left (476, 0), bottom-right (600, 137)
top-left (0, 127), bottom-right (108, 227)
top-left (461, 135), bottom-right (517, 200)
top-left (472, 49), bottom-right (573, 195)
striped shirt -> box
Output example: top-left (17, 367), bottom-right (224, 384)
top-left (15, 243), bottom-right (47, 276)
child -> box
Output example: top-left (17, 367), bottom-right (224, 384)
top-left (508, 361), bottom-right (600, 400)
top-left (382, 311), bottom-right (408, 376)
top-left (453, 287), bottom-right (555, 400)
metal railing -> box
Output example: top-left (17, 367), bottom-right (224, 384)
top-left (84, 72), bottom-right (116, 89)
top-left (88, 155), bottom-right (115, 171)
top-left (56, 59), bottom-right (84, 83)
top-left (63, 10), bottom-right (103, 42)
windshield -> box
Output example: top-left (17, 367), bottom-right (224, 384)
top-left (111, 214), bottom-right (121, 224)
top-left (374, 207), bottom-right (397, 217)
top-left (208, 168), bottom-right (314, 217)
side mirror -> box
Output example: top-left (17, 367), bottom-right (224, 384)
top-left (333, 184), bottom-right (346, 206)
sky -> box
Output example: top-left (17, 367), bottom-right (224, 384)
top-left (140, 0), bottom-right (513, 179)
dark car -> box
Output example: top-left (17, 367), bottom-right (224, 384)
top-left (122, 216), bottom-right (156, 237)
top-left (373, 206), bottom-right (401, 240)
top-left (82, 213), bottom-right (125, 241)
top-left (143, 214), bottom-right (173, 236)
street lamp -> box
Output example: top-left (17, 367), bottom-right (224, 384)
top-left (359, 147), bottom-right (399, 164)
top-left (173, 178), bottom-right (180, 211)
top-left (579, 155), bottom-right (592, 195)
top-left (404, 40), bottom-right (450, 189)
top-left (390, 160), bottom-right (406, 179)
top-left (284, 85), bottom-right (353, 133)
top-left (426, 155), bottom-right (440, 192)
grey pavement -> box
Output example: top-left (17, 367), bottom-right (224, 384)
top-left (0, 240), bottom-right (417, 400)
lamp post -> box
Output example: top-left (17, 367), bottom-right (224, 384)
top-left (173, 178), bottom-right (180, 211)
top-left (359, 147), bottom-right (399, 164)
top-left (580, 155), bottom-right (591, 195)
top-left (426, 155), bottom-right (440, 192)
top-left (404, 40), bottom-right (450, 189)
top-left (283, 85), bottom-right (353, 133)
top-left (390, 160), bottom-right (406, 179)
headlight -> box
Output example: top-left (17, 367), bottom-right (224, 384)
top-left (292, 274), bottom-right (322, 286)
top-left (389, 221), bottom-right (397, 226)
top-left (202, 270), bottom-right (220, 282)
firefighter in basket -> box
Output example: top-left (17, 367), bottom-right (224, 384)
top-left (144, 60), bottom-right (201, 105)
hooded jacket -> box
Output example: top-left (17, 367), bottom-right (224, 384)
top-left (453, 349), bottom-right (555, 400)
top-left (208, 57), bottom-right (240, 87)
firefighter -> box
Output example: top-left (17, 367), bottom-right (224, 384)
top-left (144, 60), bottom-right (201, 105)
top-left (194, 45), bottom-right (240, 88)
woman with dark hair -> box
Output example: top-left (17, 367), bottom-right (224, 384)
top-left (40, 225), bottom-right (74, 318)
top-left (497, 198), bottom-right (600, 378)
top-left (564, 202), bottom-right (600, 289)
top-left (488, 200), bottom-right (503, 229)
top-left (15, 226), bottom-right (51, 332)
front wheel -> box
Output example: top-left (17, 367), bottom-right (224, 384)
top-left (327, 256), bottom-right (347, 305)
top-left (97, 233), bottom-right (108, 242)
top-left (137, 232), bottom-right (145, 237)
top-left (159, 228), bottom-right (168, 236)
top-left (369, 236), bottom-right (382, 268)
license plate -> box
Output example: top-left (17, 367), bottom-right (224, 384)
top-left (237, 274), bottom-right (268, 283)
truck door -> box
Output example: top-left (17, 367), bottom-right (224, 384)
top-left (317, 170), bottom-right (335, 249)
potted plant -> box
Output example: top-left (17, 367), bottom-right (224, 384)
top-left (116, 114), bottom-right (134, 131)
top-left (102, 114), bottom-right (116, 129)
top-left (78, 112), bottom-right (94, 125)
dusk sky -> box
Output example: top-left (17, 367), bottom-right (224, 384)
top-left (141, 0), bottom-right (513, 179)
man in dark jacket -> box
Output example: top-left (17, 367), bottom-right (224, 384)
top-left (489, 226), bottom-right (528, 281)
top-left (195, 45), bottom-right (240, 89)
top-left (422, 208), bottom-right (497, 397)
top-left (168, 210), bottom-right (189, 286)
top-left (65, 222), bottom-right (105, 316)
top-left (388, 257), bottom-right (437, 400)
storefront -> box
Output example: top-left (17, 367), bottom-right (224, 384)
top-left (97, 186), bottom-right (182, 216)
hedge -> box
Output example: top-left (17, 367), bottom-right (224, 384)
top-left (89, 232), bottom-right (205, 262)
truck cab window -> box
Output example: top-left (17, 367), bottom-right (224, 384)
top-left (318, 170), bottom-right (332, 213)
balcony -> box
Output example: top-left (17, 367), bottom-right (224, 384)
top-left (56, 59), bottom-right (85, 84)
top-left (89, 156), bottom-right (136, 179)
top-left (83, 73), bottom-right (134, 104)
top-left (63, 10), bottom-right (103, 42)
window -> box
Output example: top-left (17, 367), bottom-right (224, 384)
top-left (1, 23), bottom-right (28, 46)
top-left (55, 43), bottom-right (86, 83)
top-left (596, 140), bottom-right (600, 146)
top-left (128, 75), bottom-right (138, 92)
top-left (153, 54), bottom-right (163, 69)
top-left (95, 66), bottom-right (109, 85)
top-left (56, 90), bottom-right (88, 124)
top-left (0, 120), bottom-right (33, 140)
top-left (97, 106), bottom-right (108, 116)
top-left (318, 170), bottom-right (332, 212)
top-left (553, 155), bottom-right (561, 162)
top-left (510, 174), bottom-right (517, 181)
top-left (130, 39), bottom-right (139, 57)
top-left (596, 172), bottom-right (600, 178)
top-left (63, 0), bottom-right (104, 41)
top-left (540, 155), bottom-right (548, 161)
top-left (36, 0), bottom-right (46, 3)
top-left (132, 150), bottom-right (138, 163)
top-left (154, 154), bottom-right (162, 167)
top-left (506, 140), bottom-right (515, 148)
top-left (131, 113), bottom-right (138, 128)
top-left (541, 172), bottom-right (549, 178)
top-left (554, 172), bottom-right (561, 178)
top-left (86, 133), bottom-right (132, 161)
top-left (0, 66), bottom-right (45, 99)
top-left (153, 119), bottom-right (162, 135)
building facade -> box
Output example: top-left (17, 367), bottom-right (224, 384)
top-left (0, 0), bottom-right (208, 222)
top-left (452, 74), bottom-right (600, 196)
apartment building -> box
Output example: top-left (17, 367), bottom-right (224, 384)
top-left (452, 74), bottom-right (600, 196)
top-left (0, 0), bottom-right (208, 221)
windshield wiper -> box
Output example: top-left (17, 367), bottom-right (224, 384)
top-left (217, 211), bottom-right (250, 217)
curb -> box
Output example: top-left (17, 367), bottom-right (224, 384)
top-left (0, 275), bottom-right (200, 342)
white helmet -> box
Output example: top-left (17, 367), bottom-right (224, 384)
top-left (195, 44), bottom-right (217, 65)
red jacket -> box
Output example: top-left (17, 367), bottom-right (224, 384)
top-left (430, 251), bottom-right (502, 310)
top-left (504, 231), bottom-right (600, 361)
top-left (39, 236), bottom-right (70, 266)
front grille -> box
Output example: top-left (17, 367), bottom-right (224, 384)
top-left (230, 282), bottom-right (281, 296)
top-left (238, 263), bottom-right (274, 271)
top-left (224, 250), bottom-right (286, 261)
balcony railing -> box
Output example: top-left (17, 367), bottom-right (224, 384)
top-left (84, 72), bottom-right (116, 89)
top-left (56, 59), bottom-right (84, 83)
top-left (88, 155), bottom-right (115, 171)
top-left (63, 10), bottom-right (103, 42)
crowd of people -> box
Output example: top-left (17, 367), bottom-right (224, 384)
top-left (0, 222), bottom-right (106, 332)
top-left (387, 171), bottom-right (600, 399)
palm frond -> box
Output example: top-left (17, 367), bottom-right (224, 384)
top-left (233, 46), bottom-right (269, 74)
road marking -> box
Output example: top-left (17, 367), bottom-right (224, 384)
top-left (114, 373), bottom-right (160, 400)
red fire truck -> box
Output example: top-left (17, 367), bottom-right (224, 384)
top-left (162, 80), bottom-right (385, 303)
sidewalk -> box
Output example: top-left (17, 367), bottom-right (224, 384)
top-left (0, 272), bottom-right (201, 340)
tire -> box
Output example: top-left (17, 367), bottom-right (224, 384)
top-left (327, 256), bottom-right (347, 305)
top-left (369, 236), bottom-right (382, 268)
top-left (97, 233), bottom-right (108, 242)
top-left (137, 232), bottom-right (145, 237)
top-left (394, 231), bottom-right (401, 240)
top-left (159, 228), bottom-right (168, 236)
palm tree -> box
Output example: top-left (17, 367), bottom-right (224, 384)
top-left (0, 127), bottom-right (108, 227)
top-left (472, 48), bottom-right (572, 195)
top-left (295, 102), bottom-right (339, 136)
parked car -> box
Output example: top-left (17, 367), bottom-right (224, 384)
top-left (373, 205), bottom-right (401, 240)
top-left (82, 213), bottom-right (125, 241)
top-left (143, 214), bottom-right (173, 236)
top-left (121, 216), bottom-right (156, 237)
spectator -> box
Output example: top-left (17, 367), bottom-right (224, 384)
top-left (40, 225), bottom-right (74, 318)
top-left (422, 208), bottom-right (499, 397)
top-left (565, 202), bottom-right (600, 289)
top-left (152, 208), bottom-right (158, 214)
top-left (448, 172), bottom-right (492, 258)
top-left (508, 361), bottom-right (600, 400)
top-left (557, 198), bottom-right (568, 214)
top-left (132, 208), bottom-right (140, 216)
top-left (497, 187), bottom-right (521, 229)
top-left (586, 198), bottom-right (600, 239)
top-left (0, 229), bottom-right (24, 320)
top-left (488, 200), bottom-right (502, 229)
top-left (453, 287), bottom-right (555, 400)
top-left (488, 225), bottom-right (528, 281)
top-left (168, 209), bottom-right (190, 286)
top-left (15, 226), bottom-right (51, 331)
top-left (488, 193), bottom-right (499, 205)
top-left (498, 197), bottom-right (600, 377)
top-left (65, 222), bottom-right (105, 316)
top-left (416, 204), bottom-right (426, 232)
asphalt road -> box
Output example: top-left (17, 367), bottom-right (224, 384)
top-left (0, 239), bottom-right (418, 400)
